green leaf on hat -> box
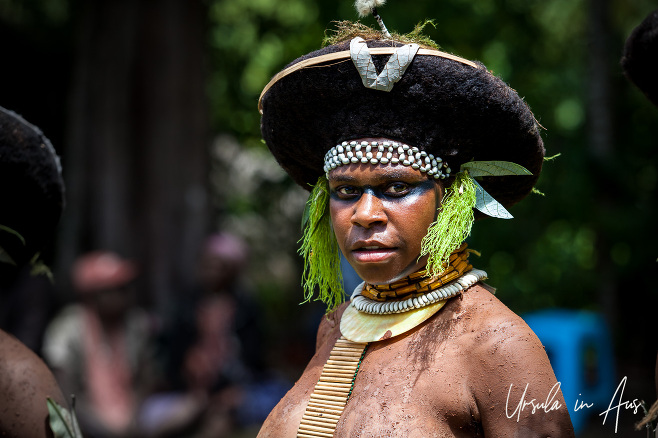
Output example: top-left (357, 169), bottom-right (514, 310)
top-left (473, 179), bottom-right (513, 219)
top-left (461, 161), bottom-right (532, 178)
top-left (47, 398), bottom-right (83, 438)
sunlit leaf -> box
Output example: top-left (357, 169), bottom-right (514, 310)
top-left (473, 179), bottom-right (513, 219)
top-left (461, 161), bottom-right (532, 177)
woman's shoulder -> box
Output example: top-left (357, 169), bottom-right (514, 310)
top-left (447, 283), bottom-right (545, 357)
top-left (0, 329), bottom-right (68, 437)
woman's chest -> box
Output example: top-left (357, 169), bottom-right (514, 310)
top-left (258, 332), bottom-right (481, 437)
top-left (334, 341), bottom-right (480, 437)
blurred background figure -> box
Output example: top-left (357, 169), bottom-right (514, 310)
top-left (140, 233), bottom-right (287, 437)
top-left (44, 251), bottom-right (155, 438)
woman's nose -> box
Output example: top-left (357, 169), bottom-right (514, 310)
top-left (351, 192), bottom-right (387, 228)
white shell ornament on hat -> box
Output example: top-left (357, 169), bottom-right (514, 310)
top-left (350, 37), bottom-right (419, 92)
top-left (323, 140), bottom-right (451, 179)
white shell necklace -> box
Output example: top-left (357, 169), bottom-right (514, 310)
top-left (351, 269), bottom-right (488, 315)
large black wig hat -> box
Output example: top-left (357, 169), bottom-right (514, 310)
top-left (260, 32), bottom-right (544, 209)
top-left (0, 106), bottom-right (65, 268)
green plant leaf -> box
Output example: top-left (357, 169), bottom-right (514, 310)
top-left (47, 398), bottom-right (83, 438)
top-left (0, 245), bottom-right (17, 265)
top-left (0, 224), bottom-right (26, 246)
top-left (473, 179), bottom-right (513, 219)
top-left (30, 253), bottom-right (54, 283)
top-left (461, 161), bottom-right (532, 177)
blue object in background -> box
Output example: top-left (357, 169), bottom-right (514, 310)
top-left (523, 309), bottom-right (616, 434)
top-left (340, 252), bottom-right (363, 297)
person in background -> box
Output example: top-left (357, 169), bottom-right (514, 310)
top-left (44, 251), bottom-right (155, 437)
top-left (140, 233), bottom-right (287, 437)
top-left (0, 105), bottom-right (70, 437)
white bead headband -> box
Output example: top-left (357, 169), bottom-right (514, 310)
top-left (323, 140), bottom-right (451, 179)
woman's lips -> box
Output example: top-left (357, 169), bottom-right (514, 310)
top-left (351, 246), bottom-right (397, 263)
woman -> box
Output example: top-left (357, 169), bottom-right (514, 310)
top-left (0, 106), bottom-right (75, 437)
top-left (257, 17), bottom-right (575, 437)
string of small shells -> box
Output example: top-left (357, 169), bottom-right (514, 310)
top-left (351, 269), bottom-right (488, 315)
top-left (323, 140), bottom-right (451, 179)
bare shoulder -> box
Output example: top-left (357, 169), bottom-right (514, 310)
top-left (452, 283), bottom-right (555, 381)
top-left (0, 329), bottom-right (68, 438)
top-left (457, 283), bottom-right (542, 353)
top-left (449, 284), bottom-right (575, 437)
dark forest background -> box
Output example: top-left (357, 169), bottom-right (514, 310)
top-left (1, 0), bottom-right (656, 435)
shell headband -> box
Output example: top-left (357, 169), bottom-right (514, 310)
top-left (323, 140), bottom-right (451, 179)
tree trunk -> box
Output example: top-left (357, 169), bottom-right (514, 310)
top-left (57, 0), bottom-right (209, 314)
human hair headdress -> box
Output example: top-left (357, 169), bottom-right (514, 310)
top-left (0, 106), bottom-right (65, 272)
top-left (260, 5), bottom-right (544, 310)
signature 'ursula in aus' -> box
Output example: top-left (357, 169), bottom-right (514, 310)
top-left (505, 382), bottom-right (563, 422)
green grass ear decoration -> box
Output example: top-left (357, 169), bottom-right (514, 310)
top-left (420, 172), bottom-right (476, 277)
top-left (298, 175), bottom-right (344, 311)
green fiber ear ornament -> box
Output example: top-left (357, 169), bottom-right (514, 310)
top-left (420, 160), bottom-right (532, 277)
top-left (420, 171), bottom-right (476, 277)
top-left (299, 175), bottom-right (344, 311)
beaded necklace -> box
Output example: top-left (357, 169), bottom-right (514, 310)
top-left (360, 242), bottom-right (471, 301)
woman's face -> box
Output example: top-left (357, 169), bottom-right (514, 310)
top-left (328, 143), bottom-right (443, 284)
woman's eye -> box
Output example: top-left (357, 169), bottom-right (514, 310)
top-left (384, 182), bottom-right (410, 195)
top-left (336, 186), bottom-right (359, 196)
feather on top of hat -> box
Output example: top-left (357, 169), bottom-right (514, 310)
top-left (355, 0), bottom-right (386, 17)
